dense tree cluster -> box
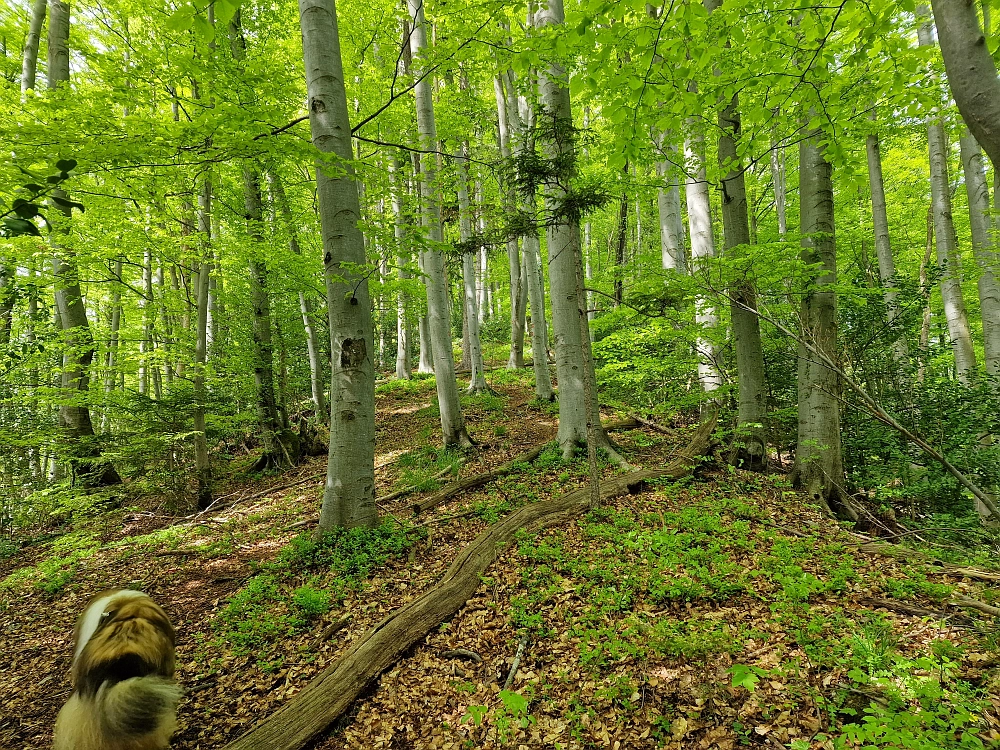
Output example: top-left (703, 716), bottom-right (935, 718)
top-left (2, 0), bottom-right (1000, 533)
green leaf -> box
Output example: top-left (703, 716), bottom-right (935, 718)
top-left (166, 4), bottom-right (195, 32)
top-left (215, 0), bottom-right (239, 26)
top-left (12, 199), bottom-right (39, 219)
top-left (3, 217), bottom-right (41, 236)
top-left (192, 14), bottom-right (216, 43)
top-left (55, 158), bottom-right (77, 172)
top-left (50, 195), bottom-right (85, 213)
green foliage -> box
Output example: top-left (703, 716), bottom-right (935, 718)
top-left (214, 519), bottom-right (419, 661)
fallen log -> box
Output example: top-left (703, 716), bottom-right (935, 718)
top-left (220, 415), bottom-right (717, 750)
top-left (412, 442), bottom-right (551, 515)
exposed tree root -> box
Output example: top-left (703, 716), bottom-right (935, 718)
top-left (218, 416), bottom-right (716, 750)
top-left (854, 541), bottom-right (1000, 583)
top-left (857, 597), bottom-right (974, 629)
top-left (412, 441), bottom-right (552, 514)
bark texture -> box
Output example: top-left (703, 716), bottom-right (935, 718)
top-left (919, 12), bottom-right (978, 381)
top-left (719, 96), bottom-right (767, 469)
top-left (930, 0), bottom-right (1000, 167)
top-left (865, 130), bottom-right (908, 363)
top-left (794, 130), bottom-right (851, 519)
top-left (959, 133), bottom-right (1000, 376)
top-left (300, 0), bottom-right (378, 530)
top-left (407, 0), bottom-right (472, 448)
top-left (684, 130), bottom-right (722, 392)
top-left (534, 0), bottom-right (618, 460)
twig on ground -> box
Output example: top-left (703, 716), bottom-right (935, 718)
top-left (442, 648), bottom-right (483, 663)
top-left (503, 634), bottom-right (530, 690)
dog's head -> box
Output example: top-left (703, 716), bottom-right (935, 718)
top-left (72, 590), bottom-right (175, 695)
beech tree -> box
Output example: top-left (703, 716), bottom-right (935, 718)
top-left (299, 0), bottom-right (377, 529)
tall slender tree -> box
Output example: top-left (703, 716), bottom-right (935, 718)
top-left (534, 0), bottom-right (623, 461)
top-left (406, 0), bottom-right (473, 448)
top-left (299, 0), bottom-right (378, 529)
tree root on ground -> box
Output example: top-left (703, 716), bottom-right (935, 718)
top-left (218, 416), bottom-right (716, 750)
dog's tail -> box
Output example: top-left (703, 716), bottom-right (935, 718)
top-left (97, 675), bottom-right (183, 738)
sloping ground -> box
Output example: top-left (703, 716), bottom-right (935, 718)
top-left (2, 371), bottom-right (998, 750)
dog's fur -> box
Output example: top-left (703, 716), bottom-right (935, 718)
top-left (53, 589), bottom-right (182, 750)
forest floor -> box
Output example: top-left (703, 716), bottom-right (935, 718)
top-left (1, 367), bottom-right (999, 750)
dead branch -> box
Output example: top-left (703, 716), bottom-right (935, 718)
top-left (503, 634), bottom-right (530, 690)
top-left (733, 299), bottom-right (1000, 524)
top-left (951, 596), bottom-right (1000, 617)
top-left (218, 415), bottom-right (716, 750)
top-left (857, 597), bottom-right (974, 628)
top-left (412, 442), bottom-right (550, 515)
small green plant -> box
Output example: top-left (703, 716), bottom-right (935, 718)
top-left (728, 664), bottom-right (768, 693)
top-left (291, 585), bottom-right (331, 619)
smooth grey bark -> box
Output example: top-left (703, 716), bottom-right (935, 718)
top-left (959, 132), bottom-right (1000, 377)
top-left (503, 70), bottom-right (553, 399)
top-left (268, 169), bottom-right (329, 419)
top-left (865, 130), bottom-right (908, 362)
top-left (389, 157), bottom-right (412, 380)
top-left (919, 10), bottom-right (978, 381)
top-left (535, 0), bottom-right (623, 462)
top-left (456, 142), bottom-right (488, 393)
top-left (21, 0), bottom-right (46, 94)
top-left (719, 95), bottom-right (767, 469)
top-left (406, 0), bottom-right (472, 448)
top-left (193, 173), bottom-right (213, 509)
top-left (494, 73), bottom-right (527, 370)
top-left (477, 243), bottom-right (489, 327)
top-left (684, 129), bottom-right (722, 392)
top-left (300, 0), bottom-right (378, 530)
top-left (794, 129), bottom-right (852, 519)
top-left (656, 134), bottom-right (687, 273)
top-left (930, 0), bottom-right (1000, 167)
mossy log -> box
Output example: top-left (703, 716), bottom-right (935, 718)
top-left (220, 415), bottom-right (716, 750)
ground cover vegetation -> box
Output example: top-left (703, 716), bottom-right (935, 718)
top-left (0, 0), bottom-right (999, 747)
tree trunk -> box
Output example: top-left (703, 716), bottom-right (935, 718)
top-left (389, 157), bottom-right (412, 380)
top-left (47, 0), bottom-right (120, 487)
top-left (193, 173), bottom-right (213, 509)
top-left (494, 75), bottom-right (527, 370)
top-left (614, 163), bottom-right (628, 306)
top-left (684, 129), bottom-right (722, 392)
top-left (959, 132), bottom-right (1000, 376)
top-left (794, 128), bottom-right (852, 520)
top-left (656, 134), bottom-right (687, 273)
top-left (268, 170), bottom-right (329, 419)
top-left (770, 136), bottom-right (787, 239)
top-left (535, 0), bottom-right (622, 462)
top-left (406, 0), bottom-right (472, 448)
top-left (299, 0), bottom-right (378, 530)
top-left (456, 142), bottom-right (488, 393)
top-left (930, 0), bottom-right (1000, 168)
top-left (919, 11), bottom-right (978, 381)
top-left (918, 206), bottom-right (934, 383)
top-left (21, 0), bottom-right (46, 94)
top-left (866, 130), bottom-right (908, 363)
top-left (719, 95), bottom-right (767, 469)
top-left (244, 168), bottom-right (293, 469)
top-left (503, 68), bottom-right (554, 400)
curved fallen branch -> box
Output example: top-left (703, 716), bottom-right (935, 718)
top-left (220, 416), bottom-right (716, 750)
top-left (412, 441), bottom-right (551, 514)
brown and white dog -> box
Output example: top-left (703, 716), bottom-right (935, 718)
top-left (53, 589), bottom-right (182, 750)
